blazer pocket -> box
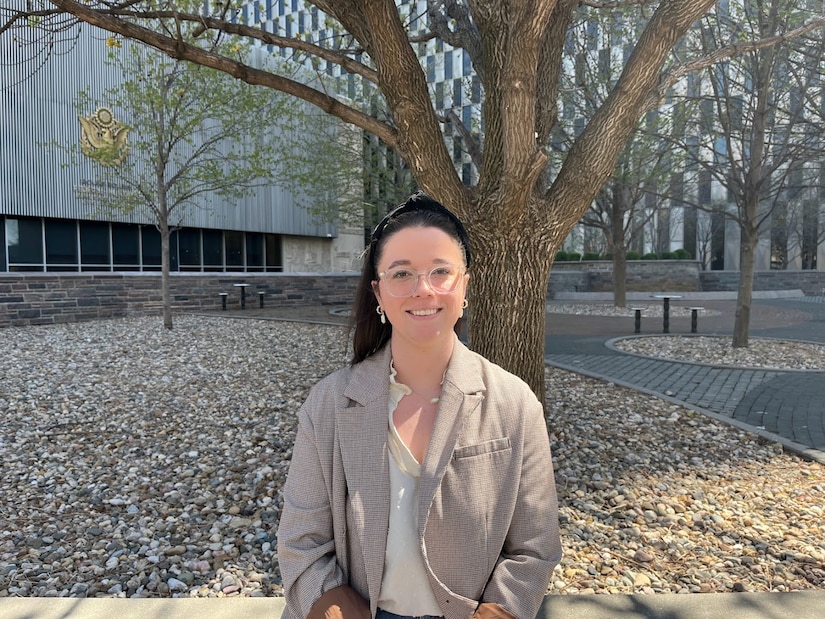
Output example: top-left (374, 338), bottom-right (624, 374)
top-left (453, 437), bottom-right (511, 460)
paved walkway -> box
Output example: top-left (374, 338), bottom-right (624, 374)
top-left (544, 296), bottom-right (825, 464)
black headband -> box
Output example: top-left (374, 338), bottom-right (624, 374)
top-left (369, 192), bottom-right (472, 267)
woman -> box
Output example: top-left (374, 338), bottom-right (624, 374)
top-left (277, 193), bottom-right (561, 619)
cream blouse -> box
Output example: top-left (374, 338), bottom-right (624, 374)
top-left (376, 365), bottom-right (443, 616)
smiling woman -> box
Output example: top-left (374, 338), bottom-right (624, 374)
top-left (277, 192), bottom-right (562, 619)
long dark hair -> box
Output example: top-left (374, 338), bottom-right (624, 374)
top-left (350, 192), bottom-right (471, 364)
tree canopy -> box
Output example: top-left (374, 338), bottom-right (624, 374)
top-left (4, 0), bottom-right (824, 399)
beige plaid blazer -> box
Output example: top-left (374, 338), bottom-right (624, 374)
top-left (277, 337), bottom-right (562, 619)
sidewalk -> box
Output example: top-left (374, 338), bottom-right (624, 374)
top-left (544, 295), bottom-right (825, 464)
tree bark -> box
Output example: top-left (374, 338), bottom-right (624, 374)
top-left (160, 220), bottom-right (172, 330)
top-left (610, 185), bottom-right (628, 308)
top-left (467, 225), bottom-right (553, 403)
top-left (612, 252), bottom-right (628, 308)
top-left (733, 223), bottom-right (757, 348)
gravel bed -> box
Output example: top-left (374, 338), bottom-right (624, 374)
top-left (614, 336), bottom-right (825, 370)
top-left (1, 316), bottom-right (823, 599)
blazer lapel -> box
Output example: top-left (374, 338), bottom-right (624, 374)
top-left (418, 338), bottom-right (485, 534)
top-left (338, 346), bottom-right (393, 606)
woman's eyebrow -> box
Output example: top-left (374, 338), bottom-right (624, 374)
top-left (385, 258), bottom-right (452, 270)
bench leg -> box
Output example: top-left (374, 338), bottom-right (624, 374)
top-left (634, 309), bottom-right (641, 334)
top-left (691, 309), bottom-right (698, 333)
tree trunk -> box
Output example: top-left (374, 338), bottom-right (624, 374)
top-left (160, 222), bottom-right (172, 330)
top-left (610, 194), bottom-right (628, 307)
top-left (733, 224), bottom-right (757, 348)
top-left (466, 229), bottom-right (553, 404)
top-left (612, 252), bottom-right (628, 308)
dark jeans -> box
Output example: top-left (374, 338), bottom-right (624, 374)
top-left (376, 609), bottom-right (444, 619)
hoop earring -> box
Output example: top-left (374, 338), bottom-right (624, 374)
top-left (376, 305), bottom-right (386, 325)
top-left (460, 298), bottom-right (468, 318)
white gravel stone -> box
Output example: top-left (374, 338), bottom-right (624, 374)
top-left (0, 315), bottom-right (822, 599)
top-left (614, 336), bottom-right (825, 370)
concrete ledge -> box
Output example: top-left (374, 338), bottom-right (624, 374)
top-left (2, 591), bottom-right (823, 619)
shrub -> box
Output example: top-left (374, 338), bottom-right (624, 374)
top-left (566, 251), bottom-right (582, 261)
top-left (673, 248), bottom-right (692, 260)
top-left (602, 253), bottom-right (613, 260)
top-left (625, 251), bottom-right (640, 260)
top-left (583, 252), bottom-right (601, 261)
top-left (641, 252), bottom-right (659, 260)
top-left (660, 251), bottom-right (676, 259)
top-left (555, 250), bottom-right (568, 261)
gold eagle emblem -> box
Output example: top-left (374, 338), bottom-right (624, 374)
top-left (78, 107), bottom-right (130, 166)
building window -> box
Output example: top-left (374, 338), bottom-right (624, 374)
top-left (203, 229), bottom-right (224, 271)
top-left (0, 217), bottom-right (5, 272)
top-left (226, 231), bottom-right (244, 271)
top-left (246, 232), bottom-right (264, 272)
top-left (142, 227), bottom-right (162, 271)
top-left (112, 224), bottom-right (140, 270)
top-left (6, 217), bottom-right (43, 271)
top-left (265, 234), bottom-right (283, 271)
top-left (178, 228), bottom-right (202, 271)
top-left (45, 219), bottom-right (78, 271)
top-left (80, 221), bottom-right (111, 271)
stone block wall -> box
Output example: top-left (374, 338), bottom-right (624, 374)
top-left (699, 270), bottom-right (825, 296)
top-left (0, 273), bottom-right (359, 328)
top-left (4, 266), bottom-right (825, 328)
top-left (549, 261), bottom-right (702, 295)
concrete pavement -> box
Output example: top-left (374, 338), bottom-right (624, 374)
top-left (545, 294), bottom-right (825, 464)
top-left (2, 589), bottom-right (823, 619)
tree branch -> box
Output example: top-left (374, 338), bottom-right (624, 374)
top-left (655, 18), bottom-right (825, 109)
top-left (46, 0), bottom-right (398, 147)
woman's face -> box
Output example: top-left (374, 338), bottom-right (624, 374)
top-left (373, 225), bottom-right (469, 347)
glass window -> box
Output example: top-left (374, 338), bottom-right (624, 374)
top-left (45, 219), bottom-right (78, 270)
top-left (80, 221), bottom-right (111, 270)
top-left (169, 231), bottom-right (179, 271)
top-left (0, 217), bottom-right (5, 271)
top-left (246, 232), bottom-right (264, 272)
top-left (265, 234), bottom-right (282, 272)
top-left (178, 228), bottom-right (201, 270)
top-left (225, 231), bottom-right (244, 271)
top-left (112, 224), bottom-right (140, 270)
top-left (142, 227), bottom-right (162, 271)
top-left (7, 217), bottom-right (43, 267)
top-left (203, 230), bottom-right (223, 271)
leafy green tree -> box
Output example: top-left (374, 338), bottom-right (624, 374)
top-left (6, 1), bottom-right (824, 398)
top-left (73, 39), bottom-right (291, 329)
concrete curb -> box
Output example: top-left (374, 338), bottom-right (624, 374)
top-left (2, 591), bottom-right (823, 619)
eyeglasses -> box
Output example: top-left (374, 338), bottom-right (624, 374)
top-left (377, 265), bottom-right (465, 297)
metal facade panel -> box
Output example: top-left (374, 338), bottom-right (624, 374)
top-left (0, 27), bottom-right (337, 238)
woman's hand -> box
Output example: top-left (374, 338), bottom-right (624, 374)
top-left (307, 585), bottom-right (371, 619)
top-left (472, 602), bottom-right (517, 619)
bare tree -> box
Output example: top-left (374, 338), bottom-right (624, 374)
top-left (7, 0), bottom-right (820, 398)
top-left (663, 0), bottom-right (825, 347)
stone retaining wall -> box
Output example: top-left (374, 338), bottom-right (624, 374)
top-left (699, 270), bottom-right (825, 296)
top-left (0, 273), bottom-right (359, 328)
top-left (549, 261), bottom-right (703, 294)
top-left (4, 266), bottom-right (825, 328)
